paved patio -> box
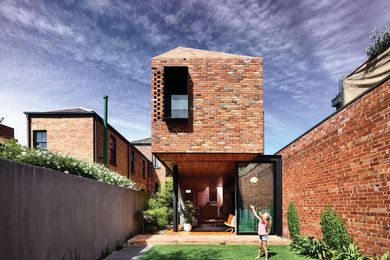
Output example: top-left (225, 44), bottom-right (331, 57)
top-left (128, 231), bottom-right (290, 246)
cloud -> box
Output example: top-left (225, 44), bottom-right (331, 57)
top-left (0, 0), bottom-right (388, 152)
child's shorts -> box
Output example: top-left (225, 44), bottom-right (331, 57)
top-left (259, 235), bottom-right (268, 241)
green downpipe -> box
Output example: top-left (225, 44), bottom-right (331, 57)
top-left (103, 95), bottom-right (108, 166)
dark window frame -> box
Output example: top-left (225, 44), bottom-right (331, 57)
top-left (130, 150), bottom-right (135, 175)
top-left (142, 160), bottom-right (146, 179)
top-left (33, 130), bottom-right (47, 149)
top-left (148, 163), bottom-right (151, 177)
top-left (163, 66), bottom-right (189, 120)
top-left (109, 135), bottom-right (117, 165)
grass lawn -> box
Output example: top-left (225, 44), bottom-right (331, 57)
top-left (141, 245), bottom-right (308, 260)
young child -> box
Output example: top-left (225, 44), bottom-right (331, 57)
top-left (250, 205), bottom-right (271, 259)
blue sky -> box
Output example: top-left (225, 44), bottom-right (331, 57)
top-left (0, 0), bottom-right (389, 153)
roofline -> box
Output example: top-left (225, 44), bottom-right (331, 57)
top-left (275, 74), bottom-right (390, 155)
top-left (152, 46), bottom-right (262, 60)
top-left (132, 142), bottom-right (151, 146)
top-left (24, 111), bottom-right (95, 116)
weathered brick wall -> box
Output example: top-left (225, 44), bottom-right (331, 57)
top-left (238, 163), bottom-right (273, 212)
top-left (30, 117), bottom-right (94, 162)
top-left (151, 47), bottom-right (263, 154)
top-left (128, 145), bottom-right (157, 193)
top-left (96, 122), bottom-right (158, 193)
top-left (134, 144), bottom-right (167, 187)
top-left (96, 121), bottom-right (128, 178)
top-left (278, 79), bottom-right (390, 256)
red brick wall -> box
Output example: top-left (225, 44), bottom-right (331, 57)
top-left (134, 144), bottom-right (167, 187)
top-left (30, 117), bottom-right (94, 162)
top-left (128, 145), bottom-right (159, 193)
top-left (238, 163), bottom-right (273, 211)
top-left (278, 80), bottom-right (390, 256)
top-left (29, 116), bottom-right (158, 193)
top-left (151, 47), bottom-right (263, 154)
top-left (96, 122), bottom-right (158, 193)
top-left (96, 120), bottom-right (128, 178)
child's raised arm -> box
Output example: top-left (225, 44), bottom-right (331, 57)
top-left (250, 205), bottom-right (262, 220)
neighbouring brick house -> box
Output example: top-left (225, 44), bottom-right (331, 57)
top-left (151, 47), bottom-right (282, 234)
top-left (24, 108), bottom-right (159, 193)
top-left (131, 137), bottom-right (168, 190)
top-left (0, 123), bottom-right (14, 143)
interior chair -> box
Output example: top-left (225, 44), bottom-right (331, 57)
top-left (224, 214), bottom-right (236, 233)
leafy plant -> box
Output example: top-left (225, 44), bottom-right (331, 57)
top-left (61, 248), bottom-right (81, 260)
top-left (143, 178), bottom-right (173, 229)
top-left (366, 25), bottom-right (390, 59)
top-left (97, 245), bottom-right (110, 260)
top-left (291, 236), bottom-right (333, 259)
top-left (0, 140), bottom-right (139, 190)
top-left (374, 252), bottom-right (389, 260)
top-left (115, 240), bottom-right (124, 251)
top-left (320, 205), bottom-right (352, 251)
top-left (333, 243), bottom-right (369, 260)
top-left (287, 201), bottom-right (300, 238)
top-left (182, 200), bottom-right (194, 224)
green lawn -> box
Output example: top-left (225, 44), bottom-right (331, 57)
top-left (141, 245), bottom-right (308, 260)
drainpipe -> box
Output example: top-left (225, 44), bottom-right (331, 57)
top-left (103, 95), bottom-right (108, 166)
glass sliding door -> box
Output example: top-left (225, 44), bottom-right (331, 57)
top-left (237, 162), bottom-right (274, 234)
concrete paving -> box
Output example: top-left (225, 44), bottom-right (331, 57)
top-left (105, 246), bottom-right (151, 260)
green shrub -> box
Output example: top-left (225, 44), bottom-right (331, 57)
top-left (115, 240), bottom-right (124, 251)
top-left (287, 201), bottom-right (300, 238)
top-left (0, 140), bottom-right (139, 190)
top-left (375, 252), bottom-right (389, 260)
top-left (182, 200), bottom-right (194, 224)
top-left (291, 236), bottom-right (332, 260)
top-left (366, 26), bottom-right (390, 59)
top-left (143, 178), bottom-right (173, 229)
top-left (320, 205), bottom-right (352, 251)
top-left (333, 243), bottom-right (369, 260)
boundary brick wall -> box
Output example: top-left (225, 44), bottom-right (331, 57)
top-left (151, 48), bottom-right (263, 154)
top-left (278, 79), bottom-right (390, 256)
top-left (0, 158), bottom-right (146, 260)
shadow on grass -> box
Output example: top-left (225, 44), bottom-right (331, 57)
top-left (142, 247), bottom-right (223, 260)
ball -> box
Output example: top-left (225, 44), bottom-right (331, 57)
top-left (250, 176), bottom-right (258, 184)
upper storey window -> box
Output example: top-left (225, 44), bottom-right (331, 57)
top-left (164, 66), bottom-right (188, 120)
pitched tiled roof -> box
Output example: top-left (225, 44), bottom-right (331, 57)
top-left (46, 107), bottom-right (93, 113)
top-left (152, 47), bottom-right (259, 60)
top-left (131, 137), bottom-right (151, 145)
top-left (24, 107), bottom-right (94, 115)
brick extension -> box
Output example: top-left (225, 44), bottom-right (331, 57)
top-left (278, 78), bottom-right (390, 256)
top-left (151, 47), bottom-right (263, 154)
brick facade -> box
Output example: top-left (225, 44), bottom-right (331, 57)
top-left (26, 111), bottom-right (159, 193)
top-left (278, 79), bottom-right (390, 256)
top-left (29, 117), bottom-right (94, 162)
top-left (0, 123), bottom-right (14, 143)
top-left (151, 47), bottom-right (263, 154)
top-left (133, 142), bottom-right (167, 187)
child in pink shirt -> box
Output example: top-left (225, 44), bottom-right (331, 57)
top-left (250, 205), bottom-right (271, 259)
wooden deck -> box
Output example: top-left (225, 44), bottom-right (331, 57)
top-left (128, 231), bottom-right (290, 246)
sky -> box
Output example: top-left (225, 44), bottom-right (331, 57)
top-left (0, 0), bottom-right (389, 154)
